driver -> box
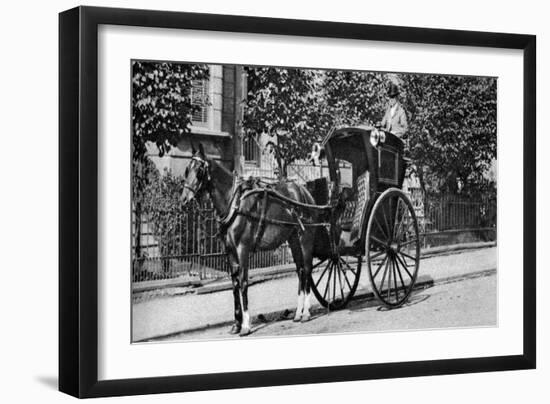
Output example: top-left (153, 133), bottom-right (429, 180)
top-left (379, 83), bottom-right (408, 139)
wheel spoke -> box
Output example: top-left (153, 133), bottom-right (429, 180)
top-left (378, 258), bottom-right (390, 292)
top-left (398, 238), bottom-right (418, 248)
top-left (381, 200), bottom-right (392, 242)
top-left (369, 250), bottom-right (386, 261)
top-left (315, 260), bottom-right (331, 288)
top-left (339, 258), bottom-right (355, 290)
top-left (392, 199), bottom-right (403, 240)
top-left (341, 258), bottom-right (358, 276)
top-left (372, 255), bottom-right (388, 279)
top-left (394, 204), bottom-right (409, 242)
top-left (394, 254), bottom-right (407, 291)
top-left (392, 256), bottom-right (399, 302)
top-left (312, 257), bottom-right (328, 270)
top-left (322, 261), bottom-right (334, 300)
top-left (386, 256), bottom-right (393, 300)
top-left (397, 218), bottom-right (415, 242)
top-left (400, 251), bottom-right (417, 262)
top-left (374, 215), bottom-right (389, 241)
top-left (389, 256), bottom-right (396, 302)
top-left (336, 261), bottom-right (346, 301)
top-left (332, 260), bottom-right (338, 302)
top-left (340, 266), bottom-right (353, 291)
top-left (396, 253), bottom-right (414, 279)
top-left (370, 235), bottom-right (387, 248)
top-left (340, 257), bottom-right (357, 276)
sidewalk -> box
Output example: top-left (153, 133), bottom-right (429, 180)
top-left (132, 245), bottom-right (497, 342)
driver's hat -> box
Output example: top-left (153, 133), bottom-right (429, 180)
top-left (387, 83), bottom-right (399, 98)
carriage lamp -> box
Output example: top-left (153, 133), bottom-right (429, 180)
top-left (370, 129), bottom-right (386, 147)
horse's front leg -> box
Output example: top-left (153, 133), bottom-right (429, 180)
top-left (288, 234), bottom-right (305, 322)
top-left (228, 253), bottom-right (242, 334)
top-left (236, 245), bottom-right (251, 336)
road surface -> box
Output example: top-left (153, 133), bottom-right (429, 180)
top-left (152, 272), bottom-right (496, 341)
top-left (133, 247), bottom-right (497, 342)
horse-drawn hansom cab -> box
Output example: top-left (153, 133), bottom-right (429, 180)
top-left (181, 125), bottom-right (420, 336)
top-left (306, 125), bottom-right (420, 309)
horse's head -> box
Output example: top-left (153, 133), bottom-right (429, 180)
top-left (181, 143), bottom-right (211, 206)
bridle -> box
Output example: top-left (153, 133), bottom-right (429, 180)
top-left (183, 156), bottom-right (211, 199)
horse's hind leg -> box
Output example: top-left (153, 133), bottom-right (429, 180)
top-left (300, 231), bottom-right (315, 323)
top-left (288, 234), bottom-right (305, 322)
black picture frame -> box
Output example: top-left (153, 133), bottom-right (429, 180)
top-left (59, 5), bottom-right (536, 398)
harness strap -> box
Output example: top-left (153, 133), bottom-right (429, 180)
top-left (217, 176), bottom-right (242, 230)
top-left (251, 190), bottom-right (269, 251)
top-left (290, 208), bottom-right (306, 234)
top-left (215, 178), bottom-right (332, 241)
top-left (236, 211), bottom-right (328, 228)
top-left (241, 188), bottom-right (335, 211)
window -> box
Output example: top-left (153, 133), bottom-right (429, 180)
top-left (378, 147), bottom-right (399, 185)
top-left (190, 79), bottom-right (209, 125)
top-left (337, 159), bottom-right (353, 188)
top-left (243, 136), bottom-right (261, 164)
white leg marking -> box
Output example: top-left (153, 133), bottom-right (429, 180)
top-left (239, 291), bottom-right (250, 331)
top-left (242, 310), bottom-right (250, 330)
top-left (294, 291), bottom-right (304, 321)
top-left (303, 291), bottom-right (312, 318)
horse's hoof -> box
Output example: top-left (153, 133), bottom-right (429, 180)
top-left (229, 324), bottom-right (241, 335)
top-left (293, 315), bottom-right (302, 322)
top-left (239, 327), bottom-right (251, 337)
top-left (301, 314), bottom-right (311, 323)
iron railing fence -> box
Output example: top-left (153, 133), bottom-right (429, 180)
top-left (132, 192), bottom-right (496, 283)
top-left (242, 163), bottom-right (330, 183)
top-left (410, 191), bottom-right (496, 247)
top-left (132, 200), bottom-right (294, 282)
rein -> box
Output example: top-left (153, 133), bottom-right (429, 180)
top-left (182, 183), bottom-right (200, 195)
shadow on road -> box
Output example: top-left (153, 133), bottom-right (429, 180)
top-left (348, 288), bottom-right (433, 313)
top-left (250, 287), bottom-right (435, 333)
top-left (376, 293), bottom-right (431, 311)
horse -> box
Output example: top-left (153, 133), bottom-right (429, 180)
top-left (181, 143), bottom-right (318, 336)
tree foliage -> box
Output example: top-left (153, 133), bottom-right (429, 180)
top-left (323, 71), bottom-right (497, 194)
top-left (244, 66), bottom-right (497, 195)
top-left (132, 61), bottom-right (210, 265)
top-left (323, 70), bottom-right (386, 126)
top-left (243, 67), bottom-right (330, 176)
top-left (132, 61), bottom-right (209, 162)
top-left (133, 167), bottom-right (203, 278)
top-left (400, 74), bottom-right (497, 194)
top-left (131, 61), bottom-right (496, 197)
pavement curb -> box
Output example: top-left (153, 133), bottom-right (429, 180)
top-left (132, 278), bottom-right (203, 294)
top-left (132, 241), bottom-right (496, 295)
top-left (193, 241), bottom-right (496, 295)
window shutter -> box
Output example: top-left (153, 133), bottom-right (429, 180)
top-left (190, 79), bottom-right (209, 124)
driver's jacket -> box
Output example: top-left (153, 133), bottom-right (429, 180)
top-left (381, 102), bottom-right (408, 138)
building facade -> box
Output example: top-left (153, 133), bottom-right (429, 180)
top-left (146, 64), bottom-right (246, 176)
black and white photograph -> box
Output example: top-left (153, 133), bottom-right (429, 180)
top-left (131, 61), bottom-right (497, 342)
